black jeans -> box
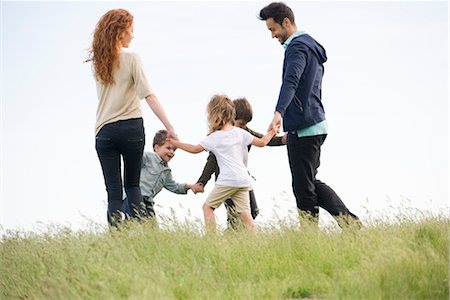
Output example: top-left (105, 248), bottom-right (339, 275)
top-left (96, 118), bottom-right (145, 222)
top-left (286, 133), bottom-right (359, 224)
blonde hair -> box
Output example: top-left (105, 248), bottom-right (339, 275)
top-left (206, 94), bottom-right (235, 133)
top-left (88, 9), bottom-right (133, 85)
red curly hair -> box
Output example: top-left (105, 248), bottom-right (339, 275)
top-left (89, 9), bottom-right (133, 85)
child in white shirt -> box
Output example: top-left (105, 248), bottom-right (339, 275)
top-left (168, 94), bottom-right (278, 232)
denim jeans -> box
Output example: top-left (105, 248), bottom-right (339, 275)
top-left (286, 133), bottom-right (359, 225)
top-left (96, 118), bottom-right (145, 223)
top-left (122, 195), bottom-right (156, 219)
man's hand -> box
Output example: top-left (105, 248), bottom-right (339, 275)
top-left (268, 111), bottom-right (282, 134)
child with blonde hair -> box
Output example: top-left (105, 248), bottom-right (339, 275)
top-left (168, 95), bottom-right (278, 232)
top-left (196, 97), bottom-right (286, 230)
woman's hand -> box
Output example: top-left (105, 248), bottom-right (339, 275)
top-left (166, 129), bottom-right (178, 140)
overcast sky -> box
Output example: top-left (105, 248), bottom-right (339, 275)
top-left (1, 1), bottom-right (448, 233)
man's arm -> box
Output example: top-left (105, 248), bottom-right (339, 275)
top-left (269, 44), bottom-right (307, 133)
top-left (276, 45), bottom-right (307, 116)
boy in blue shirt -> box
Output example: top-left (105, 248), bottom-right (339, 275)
top-left (122, 129), bottom-right (203, 219)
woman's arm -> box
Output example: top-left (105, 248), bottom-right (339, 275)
top-left (145, 93), bottom-right (177, 139)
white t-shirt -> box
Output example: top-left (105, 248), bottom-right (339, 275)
top-left (200, 127), bottom-right (254, 187)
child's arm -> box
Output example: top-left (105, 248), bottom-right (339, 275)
top-left (164, 181), bottom-right (204, 195)
top-left (246, 127), bottom-right (285, 146)
top-left (196, 152), bottom-right (217, 188)
top-left (163, 171), bottom-right (203, 195)
top-left (251, 128), bottom-right (278, 147)
top-left (163, 171), bottom-right (189, 195)
top-left (168, 138), bottom-right (204, 154)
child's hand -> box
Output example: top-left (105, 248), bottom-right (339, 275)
top-left (189, 183), bottom-right (204, 194)
top-left (268, 127), bottom-right (278, 136)
top-left (192, 183), bottom-right (205, 194)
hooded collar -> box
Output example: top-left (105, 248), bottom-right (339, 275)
top-left (283, 31), bottom-right (307, 50)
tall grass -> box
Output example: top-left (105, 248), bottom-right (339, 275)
top-left (1, 215), bottom-right (448, 299)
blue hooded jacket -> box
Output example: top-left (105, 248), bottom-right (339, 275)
top-left (276, 34), bottom-right (327, 132)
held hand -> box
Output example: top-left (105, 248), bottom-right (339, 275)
top-left (267, 124), bottom-right (280, 137)
top-left (275, 123), bottom-right (281, 133)
top-left (167, 129), bottom-right (178, 140)
top-left (189, 183), bottom-right (204, 194)
top-left (166, 137), bottom-right (179, 148)
top-left (268, 112), bottom-right (282, 134)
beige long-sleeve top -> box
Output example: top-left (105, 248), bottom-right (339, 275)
top-left (95, 50), bottom-right (153, 135)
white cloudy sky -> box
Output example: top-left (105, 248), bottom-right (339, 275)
top-left (1, 1), bottom-right (448, 232)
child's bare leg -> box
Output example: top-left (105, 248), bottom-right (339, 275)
top-left (239, 212), bottom-right (256, 233)
top-left (202, 203), bottom-right (217, 233)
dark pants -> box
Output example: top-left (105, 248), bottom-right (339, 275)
top-left (225, 190), bottom-right (259, 230)
top-left (286, 133), bottom-right (360, 226)
top-left (122, 196), bottom-right (155, 219)
top-left (96, 118), bottom-right (145, 224)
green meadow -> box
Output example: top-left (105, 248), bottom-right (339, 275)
top-left (1, 214), bottom-right (448, 299)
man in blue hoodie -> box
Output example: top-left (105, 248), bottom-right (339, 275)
top-left (259, 2), bottom-right (361, 228)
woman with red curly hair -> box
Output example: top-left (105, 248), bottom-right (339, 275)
top-left (88, 9), bottom-right (177, 226)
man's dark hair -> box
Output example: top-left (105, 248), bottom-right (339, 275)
top-left (153, 129), bottom-right (168, 149)
top-left (258, 2), bottom-right (295, 25)
top-left (233, 97), bottom-right (253, 123)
